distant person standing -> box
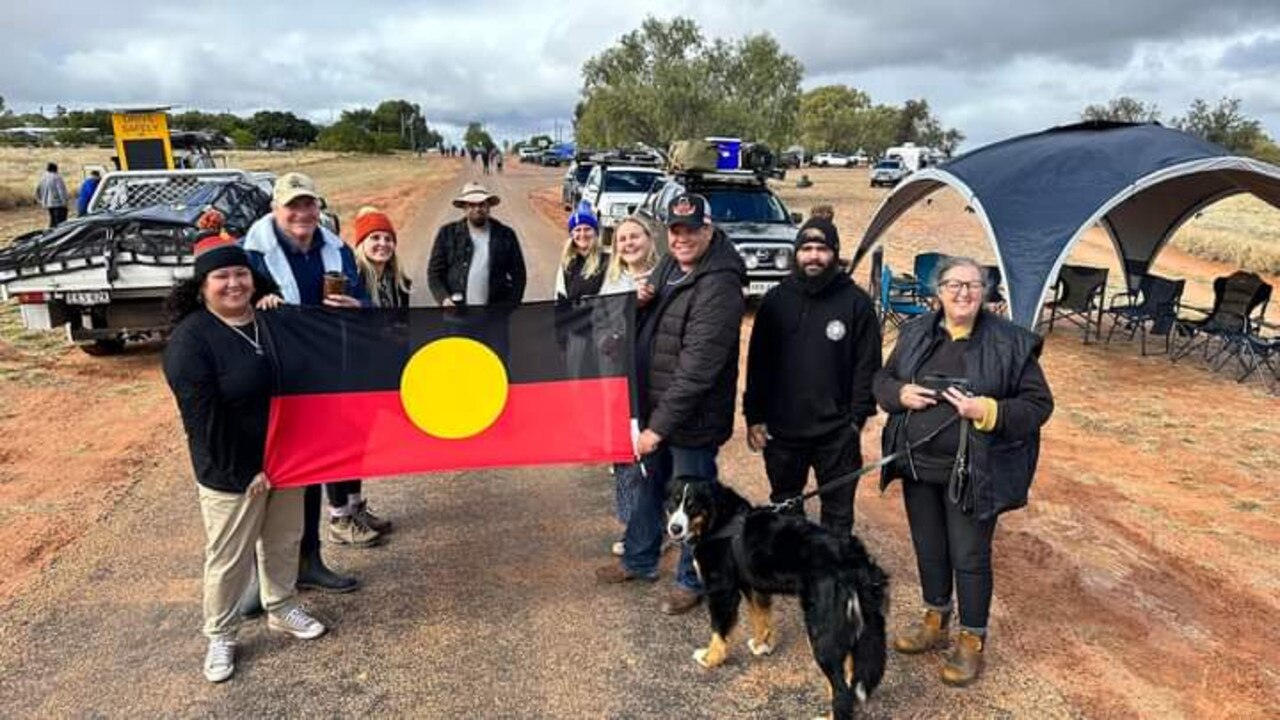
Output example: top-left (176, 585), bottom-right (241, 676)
top-left (35, 162), bottom-right (69, 228)
top-left (481, 148), bottom-right (492, 175)
top-left (743, 217), bottom-right (881, 536)
top-left (494, 148), bottom-right (504, 174)
top-left (76, 170), bottom-right (102, 216)
top-left (427, 182), bottom-right (526, 307)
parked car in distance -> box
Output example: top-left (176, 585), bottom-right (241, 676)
top-left (811, 152), bottom-right (852, 167)
top-left (638, 169), bottom-right (799, 298)
top-left (562, 161), bottom-right (596, 210)
top-left (870, 158), bottom-right (909, 187)
top-left (580, 165), bottom-right (666, 244)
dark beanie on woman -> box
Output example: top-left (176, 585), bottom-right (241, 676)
top-left (193, 235), bottom-right (250, 280)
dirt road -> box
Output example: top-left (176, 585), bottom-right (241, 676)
top-left (0, 160), bottom-right (1275, 718)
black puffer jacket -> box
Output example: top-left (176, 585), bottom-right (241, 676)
top-left (873, 310), bottom-right (1054, 521)
top-left (639, 230), bottom-right (747, 447)
top-left (426, 218), bottom-right (526, 305)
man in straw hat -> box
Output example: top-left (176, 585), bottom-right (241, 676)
top-left (427, 181), bottom-right (526, 306)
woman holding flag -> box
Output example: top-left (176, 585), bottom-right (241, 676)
top-left (163, 236), bottom-right (328, 684)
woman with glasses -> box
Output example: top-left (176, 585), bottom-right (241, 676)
top-left (872, 255), bottom-right (1054, 687)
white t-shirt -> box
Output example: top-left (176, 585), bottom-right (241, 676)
top-left (466, 224), bottom-right (491, 305)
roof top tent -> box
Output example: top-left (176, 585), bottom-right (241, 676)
top-left (110, 107), bottom-right (175, 171)
top-left (852, 121), bottom-right (1280, 328)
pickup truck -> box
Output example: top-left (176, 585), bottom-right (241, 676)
top-left (0, 169), bottom-right (275, 354)
top-left (638, 170), bottom-right (800, 298)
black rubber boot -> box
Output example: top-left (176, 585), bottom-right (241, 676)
top-left (296, 547), bottom-right (359, 594)
top-left (237, 566), bottom-right (264, 618)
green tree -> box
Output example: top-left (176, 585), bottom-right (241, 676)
top-left (1173, 97), bottom-right (1268, 153)
top-left (464, 122), bottom-right (495, 149)
top-left (228, 128), bottom-right (256, 149)
top-left (796, 85), bottom-right (903, 156)
top-left (250, 110), bottom-right (317, 146)
top-left (1081, 96), bottom-right (1162, 123)
top-left (576, 16), bottom-right (803, 148)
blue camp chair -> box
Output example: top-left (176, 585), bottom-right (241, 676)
top-left (880, 262), bottom-right (930, 331)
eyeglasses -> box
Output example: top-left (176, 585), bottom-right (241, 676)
top-left (937, 280), bottom-right (987, 295)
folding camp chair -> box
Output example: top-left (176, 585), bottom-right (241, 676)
top-left (1044, 265), bottom-right (1109, 343)
top-left (1104, 273), bottom-right (1186, 355)
top-left (879, 261), bottom-right (930, 332)
top-left (1234, 323), bottom-right (1280, 393)
top-left (909, 252), bottom-right (946, 305)
top-left (1171, 271), bottom-right (1271, 366)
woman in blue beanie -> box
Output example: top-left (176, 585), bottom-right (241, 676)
top-left (555, 202), bottom-right (606, 300)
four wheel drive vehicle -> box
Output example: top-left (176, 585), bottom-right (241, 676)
top-left (561, 161), bottom-right (596, 210)
top-left (811, 152), bottom-right (852, 167)
top-left (518, 146), bottom-right (542, 162)
top-left (581, 165), bottom-right (666, 243)
top-left (637, 170), bottom-right (801, 298)
top-left (0, 169), bottom-right (274, 355)
top-left (870, 158), bottom-right (909, 187)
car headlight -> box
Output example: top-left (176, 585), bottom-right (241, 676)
top-left (774, 250), bottom-right (791, 270)
top-left (743, 253), bottom-right (760, 270)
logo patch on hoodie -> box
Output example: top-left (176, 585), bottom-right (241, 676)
top-left (826, 319), bottom-right (846, 341)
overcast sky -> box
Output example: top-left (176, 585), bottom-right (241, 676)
top-left (5, 0), bottom-right (1280, 150)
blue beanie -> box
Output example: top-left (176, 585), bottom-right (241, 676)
top-left (568, 202), bottom-right (599, 232)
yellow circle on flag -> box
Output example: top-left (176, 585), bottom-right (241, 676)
top-left (400, 337), bottom-right (509, 439)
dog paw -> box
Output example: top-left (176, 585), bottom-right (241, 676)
top-left (747, 638), bottom-right (773, 656)
top-left (693, 647), bottom-right (723, 668)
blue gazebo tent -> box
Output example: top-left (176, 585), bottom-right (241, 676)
top-left (852, 121), bottom-right (1280, 327)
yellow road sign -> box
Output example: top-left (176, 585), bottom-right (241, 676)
top-left (111, 111), bottom-right (173, 170)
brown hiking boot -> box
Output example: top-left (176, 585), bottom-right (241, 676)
top-left (893, 609), bottom-right (950, 654)
top-left (327, 515), bottom-right (382, 548)
top-left (353, 501), bottom-right (392, 534)
top-left (659, 588), bottom-right (702, 616)
top-left (595, 562), bottom-right (658, 584)
top-left (940, 630), bottom-right (985, 687)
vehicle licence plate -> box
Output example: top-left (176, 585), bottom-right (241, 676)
top-left (64, 291), bottom-right (110, 305)
top-left (747, 281), bottom-right (778, 296)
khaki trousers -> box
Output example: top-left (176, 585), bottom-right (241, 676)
top-left (197, 485), bottom-right (305, 639)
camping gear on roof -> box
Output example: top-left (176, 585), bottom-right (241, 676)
top-left (668, 139), bottom-right (721, 173)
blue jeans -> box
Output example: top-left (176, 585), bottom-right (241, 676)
top-left (622, 444), bottom-right (718, 593)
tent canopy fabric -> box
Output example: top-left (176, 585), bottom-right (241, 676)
top-left (852, 121), bottom-right (1280, 327)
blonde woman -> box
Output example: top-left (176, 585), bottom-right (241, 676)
top-left (555, 203), bottom-right (606, 300)
top-left (353, 206), bottom-right (411, 309)
top-left (595, 215), bottom-right (659, 561)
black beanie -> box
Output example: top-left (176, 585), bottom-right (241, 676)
top-left (193, 235), bottom-right (251, 280)
top-left (795, 217), bottom-right (840, 255)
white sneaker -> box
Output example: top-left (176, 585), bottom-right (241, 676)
top-left (203, 638), bottom-right (236, 683)
top-left (268, 606), bottom-right (327, 640)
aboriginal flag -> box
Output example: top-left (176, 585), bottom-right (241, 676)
top-left (261, 295), bottom-right (637, 487)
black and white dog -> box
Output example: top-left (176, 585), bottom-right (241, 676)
top-left (665, 477), bottom-right (888, 720)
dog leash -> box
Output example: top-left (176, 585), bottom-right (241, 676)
top-left (765, 411), bottom-right (963, 514)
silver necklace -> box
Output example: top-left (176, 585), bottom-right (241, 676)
top-left (226, 317), bottom-right (263, 355)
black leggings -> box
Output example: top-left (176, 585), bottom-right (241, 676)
top-left (326, 480), bottom-right (362, 508)
top-left (902, 479), bottom-right (996, 630)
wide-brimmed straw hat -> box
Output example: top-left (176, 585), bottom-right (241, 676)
top-left (451, 182), bottom-right (501, 208)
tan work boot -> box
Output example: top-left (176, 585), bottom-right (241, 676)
top-left (327, 515), bottom-right (382, 548)
top-left (940, 630), bottom-right (985, 686)
top-left (892, 608), bottom-right (950, 654)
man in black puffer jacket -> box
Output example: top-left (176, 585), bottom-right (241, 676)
top-left (743, 218), bottom-right (881, 536)
top-left (594, 193), bottom-right (746, 617)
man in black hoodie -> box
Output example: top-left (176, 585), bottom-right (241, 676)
top-left (743, 218), bottom-right (881, 536)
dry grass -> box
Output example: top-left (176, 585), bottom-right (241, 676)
top-left (1172, 195), bottom-right (1280, 274)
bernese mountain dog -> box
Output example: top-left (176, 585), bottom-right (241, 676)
top-left (665, 476), bottom-right (888, 720)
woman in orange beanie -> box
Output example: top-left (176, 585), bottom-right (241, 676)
top-left (353, 206), bottom-right (411, 309)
